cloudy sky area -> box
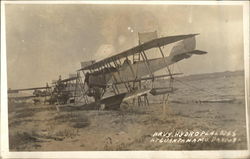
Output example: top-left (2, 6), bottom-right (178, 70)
top-left (5, 4), bottom-right (244, 89)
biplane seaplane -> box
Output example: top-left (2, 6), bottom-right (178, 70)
top-left (8, 84), bottom-right (52, 104)
top-left (76, 31), bottom-right (207, 110)
top-left (8, 75), bottom-right (84, 105)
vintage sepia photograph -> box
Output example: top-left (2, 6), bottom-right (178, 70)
top-left (1, 1), bottom-right (249, 158)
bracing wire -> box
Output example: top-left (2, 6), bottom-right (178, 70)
top-left (175, 62), bottom-right (221, 97)
top-left (175, 77), bottom-right (222, 97)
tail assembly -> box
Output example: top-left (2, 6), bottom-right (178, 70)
top-left (169, 36), bottom-right (207, 63)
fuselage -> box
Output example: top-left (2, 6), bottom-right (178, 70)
top-left (87, 56), bottom-right (173, 88)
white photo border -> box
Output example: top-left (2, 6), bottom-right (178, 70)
top-left (1, 1), bottom-right (249, 159)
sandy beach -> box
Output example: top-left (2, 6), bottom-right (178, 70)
top-left (8, 71), bottom-right (247, 151)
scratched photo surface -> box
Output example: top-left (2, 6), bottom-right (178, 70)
top-left (6, 4), bottom-right (247, 151)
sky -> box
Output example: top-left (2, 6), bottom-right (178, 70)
top-left (5, 4), bottom-right (244, 89)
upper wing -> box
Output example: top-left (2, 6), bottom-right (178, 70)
top-left (80, 34), bottom-right (199, 71)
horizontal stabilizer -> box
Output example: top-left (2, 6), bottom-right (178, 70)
top-left (171, 50), bottom-right (207, 63)
top-left (191, 50), bottom-right (207, 55)
top-left (172, 53), bottom-right (191, 62)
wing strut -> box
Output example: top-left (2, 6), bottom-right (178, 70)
top-left (126, 56), bottom-right (136, 79)
top-left (140, 51), bottom-right (154, 79)
top-left (112, 59), bottom-right (131, 92)
top-left (158, 46), bottom-right (173, 79)
top-left (106, 63), bottom-right (120, 94)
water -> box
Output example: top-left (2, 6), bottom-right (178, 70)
top-left (151, 71), bottom-right (245, 103)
